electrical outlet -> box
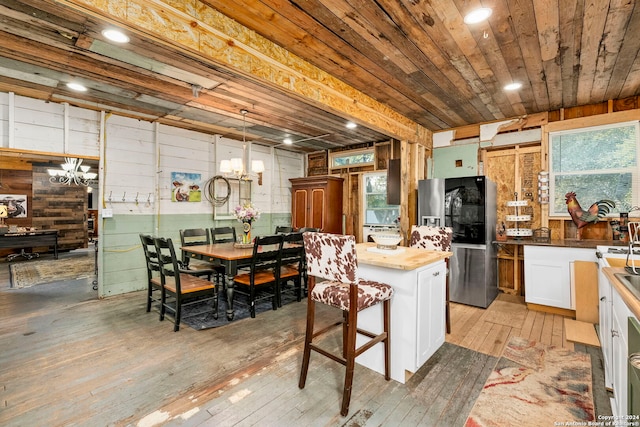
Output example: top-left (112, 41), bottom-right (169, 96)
top-left (102, 208), bottom-right (113, 218)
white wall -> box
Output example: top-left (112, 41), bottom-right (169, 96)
top-left (0, 92), bottom-right (303, 218)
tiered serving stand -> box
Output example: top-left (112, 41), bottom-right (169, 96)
top-left (505, 193), bottom-right (532, 239)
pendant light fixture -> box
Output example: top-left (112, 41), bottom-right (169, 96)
top-left (219, 109), bottom-right (265, 185)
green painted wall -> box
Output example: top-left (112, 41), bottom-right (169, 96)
top-left (98, 212), bottom-right (291, 297)
top-left (432, 144), bottom-right (479, 178)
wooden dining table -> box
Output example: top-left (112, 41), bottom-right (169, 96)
top-left (180, 242), bottom-right (254, 320)
top-left (181, 242), bottom-right (289, 321)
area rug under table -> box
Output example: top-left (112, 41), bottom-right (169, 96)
top-left (465, 336), bottom-right (595, 426)
top-left (178, 289), bottom-right (303, 330)
top-left (10, 256), bottom-right (95, 288)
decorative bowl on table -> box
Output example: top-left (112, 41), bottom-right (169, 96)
top-left (372, 233), bottom-right (402, 250)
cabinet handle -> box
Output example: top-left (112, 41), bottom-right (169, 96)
top-left (600, 296), bottom-right (606, 301)
top-left (433, 271), bottom-right (440, 276)
top-left (612, 330), bottom-right (619, 338)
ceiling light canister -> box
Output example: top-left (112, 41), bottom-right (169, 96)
top-left (464, 8), bottom-right (492, 24)
top-left (66, 82), bottom-right (87, 92)
top-left (102, 29), bottom-right (130, 43)
top-left (346, 122), bottom-right (357, 129)
top-left (504, 82), bottom-right (523, 91)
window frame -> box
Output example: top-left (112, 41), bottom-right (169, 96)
top-left (329, 147), bottom-right (375, 169)
top-left (548, 120), bottom-right (640, 217)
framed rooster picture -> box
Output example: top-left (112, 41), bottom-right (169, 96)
top-left (171, 172), bottom-right (202, 203)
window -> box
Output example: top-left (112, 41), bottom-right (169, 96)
top-left (330, 148), bottom-right (374, 168)
top-left (362, 172), bottom-right (399, 224)
top-left (549, 121), bottom-right (639, 216)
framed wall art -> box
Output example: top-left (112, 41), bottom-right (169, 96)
top-left (0, 195), bottom-right (28, 218)
top-left (171, 172), bottom-right (202, 202)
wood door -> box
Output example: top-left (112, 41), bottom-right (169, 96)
top-left (310, 188), bottom-right (325, 229)
top-left (292, 188), bottom-right (308, 230)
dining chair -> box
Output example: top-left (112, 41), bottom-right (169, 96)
top-left (211, 226), bottom-right (237, 243)
top-left (275, 225), bottom-right (293, 234)
top-left (140, 233), bottom-right (161, 312)
top-left (409, 225), bottom-right (453, 334)
top-left (277, 231), bottom-right (305, 306)
top-left (179, 228), bottom-right (218, 281)
top-left (153, 237), bottom-right (219, 331)
top-left (232, 234), bottom-right (284, 318)
top-left (299, 232), bottom-right (393, 416)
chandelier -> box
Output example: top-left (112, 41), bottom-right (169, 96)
top-left (219, 109), bottom-right (265, 185)
top-left (47, 157), bottom-right (97, 186)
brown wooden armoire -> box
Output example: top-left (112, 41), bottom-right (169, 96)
top-left (290, 176), bottom-right (344, 234)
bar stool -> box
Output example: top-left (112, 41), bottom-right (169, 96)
top-left (299, 232), bottom-right (393, 416)
top-left (409, 225), bottom-right (453, 333)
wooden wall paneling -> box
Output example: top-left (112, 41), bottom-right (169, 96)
top-left (343, 172), bottom-right (358, 238)
top-left (32, 166), bottom-right (87, 251)
top-left (485, 148), bottom-right (517, 293)
top-left (485, 144), bottom-right (542, 295)
top-left (0, 167), bottom-right (33, 258)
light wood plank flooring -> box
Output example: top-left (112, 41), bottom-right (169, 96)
top-left (0, 252), bottom-right (610, 426)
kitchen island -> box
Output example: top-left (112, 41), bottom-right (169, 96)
top-left (355, 243), bottom-right (452, 384)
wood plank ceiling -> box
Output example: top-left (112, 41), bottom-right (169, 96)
top-left (0, 0), bottom-right (639, 153)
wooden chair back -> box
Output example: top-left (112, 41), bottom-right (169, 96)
top-left (275, 225), bottom-right (293, 234)
top-left (153, 236), bottom-right (218, 331)
top-left (140, 233), bottom-right (161, 312)
top-left (154, 237), bottom-right (183, 293)
top-left (298, 227), bottom-right (321, 233)
top-left (211, 226), bottom-right (236, 243)
top-left (140, 233), bottom-right (160, 279)
top-left (179, 228), bottom-right (210, 266)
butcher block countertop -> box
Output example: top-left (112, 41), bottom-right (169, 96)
top-left (602, 267), bottom-right (640, 320)
top-left (356, 243), bottom-right (452, 271)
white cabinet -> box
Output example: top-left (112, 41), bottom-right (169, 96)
top-left (597, 259), bottom-right (613, 390)
top-left (597, 257), bottom-right (639, 417)
top-left (611, 285), bottom-right (633, 417)
top-left (524, 245), bottom-right (596, 309)
top-left (356, 259), bottom-right (446, 383)
top-left (416, 263), bottom-right (446, 367)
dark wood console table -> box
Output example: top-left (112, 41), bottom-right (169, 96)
top-left (0, 230), bottom-right (59, 260)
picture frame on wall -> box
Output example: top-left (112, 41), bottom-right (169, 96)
top-left (0, 195), bottom-right (28, 218)
top-left (171, 172), bottom-right (202, 202)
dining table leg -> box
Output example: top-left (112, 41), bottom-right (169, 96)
top-left (224, 273), bottom-right (235, 320)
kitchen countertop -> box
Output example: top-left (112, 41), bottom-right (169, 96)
top-left (356, 243), bottom-right (451, 271)
top-left (494, 239), bottom-right (629, 249)
top-left (602, 267), bottom-right (640, 320)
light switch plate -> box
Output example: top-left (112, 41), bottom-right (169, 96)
top-left (102, 208), bottom-right (113, 218)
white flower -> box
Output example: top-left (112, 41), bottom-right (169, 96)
top-left (234, 202), bottom-right (260, 222)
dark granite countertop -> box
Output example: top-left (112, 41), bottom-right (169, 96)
top-left (493, 239), bottom-right (628, 249)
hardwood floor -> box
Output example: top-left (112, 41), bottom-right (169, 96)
top-left (0, 253), bottom-right (611, 426)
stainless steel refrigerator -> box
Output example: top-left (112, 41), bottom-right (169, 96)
top-left (417, 176), bottom-right (498, 308)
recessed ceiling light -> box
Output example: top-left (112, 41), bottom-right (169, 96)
top-left (66, 82), bottom-right (87, 92)
top-left (504, 82), bottom-right (523, 91)
top-left (283, 138), bottom-right (293, 145)
top-left (346, 122), bottom-right (357, 129)
top-left (102, 29), bottom-right (130, 43)
top-left (464, 8), bottom-right (492, 24)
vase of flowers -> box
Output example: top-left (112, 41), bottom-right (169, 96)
top-left (234, 202), bottom-right (261, 244)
